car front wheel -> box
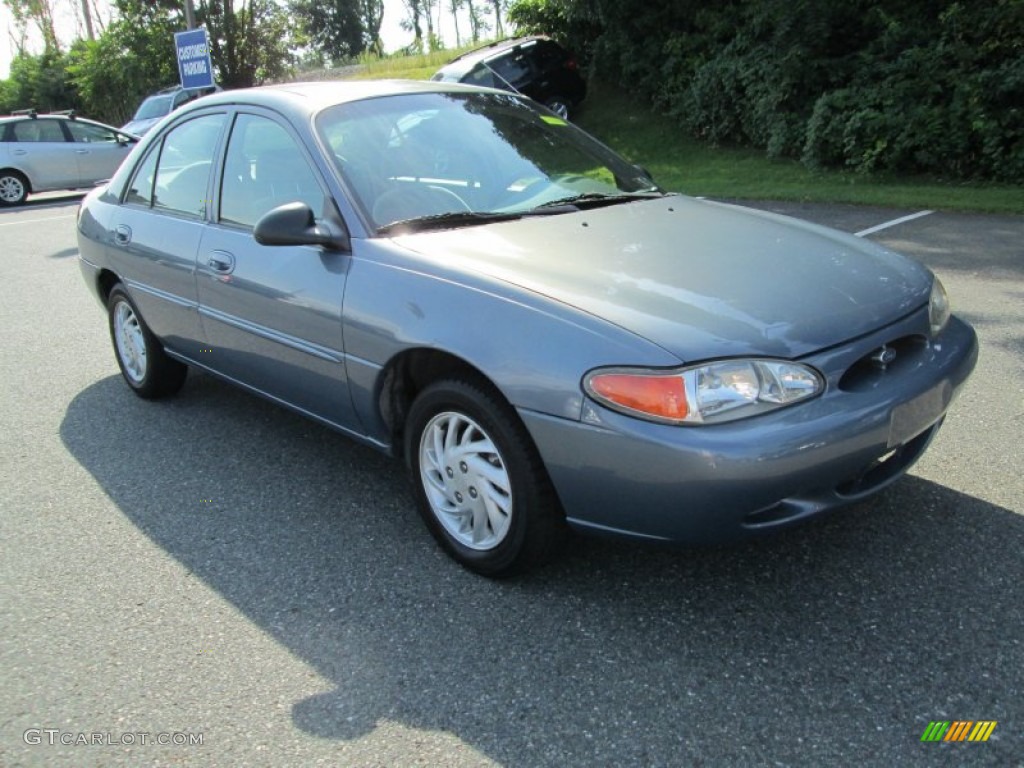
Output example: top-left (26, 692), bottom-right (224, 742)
top-left (107, 285), bottom-right (187, 398)
top-left (0, 171), bottom-right (28, 206)
top-left (406, 378), bottom-right (565, 576)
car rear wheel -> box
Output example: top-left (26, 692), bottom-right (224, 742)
top-left (107, 285), bottom-right (187, 399)
top-left (0, 171), bottom-right (29, 206)
top-left (406, 378), bottom-right (565, 576)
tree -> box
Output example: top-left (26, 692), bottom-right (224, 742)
top-left (466, 0), bottom-right (488, 43)
top-left (67, 3), bottom-right (180, 124)
top-left (401, 0), bottom-right (424, 52)
top-left (290, 0), bottom-right (364, 63)
top-left (2, 0), bottom-right (60, 53)
top-left (489, 0), bottom-right (503, 38)
top-left (448, 0), bottom-right (462, 47)
top-left (359, 0), bottom-right (384, 55)
top-left (200, 0), bottom-right (296, 87)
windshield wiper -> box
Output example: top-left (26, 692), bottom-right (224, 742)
top-left (533, 190), bottom-right (667, 211)
top-left (377, 207), bottom-right (569, 235)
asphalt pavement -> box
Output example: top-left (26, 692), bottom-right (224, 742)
top-left (1, 193), bottom-right (1021, 767)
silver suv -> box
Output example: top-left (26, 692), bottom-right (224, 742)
top-left (0, 110), bottom-right (138, 206)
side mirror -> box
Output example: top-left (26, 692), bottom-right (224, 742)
top-left (254, 202), bottom-right (349, 251)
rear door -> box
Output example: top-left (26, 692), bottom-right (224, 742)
top-left (195, 109), bottom-right (358, 430)
top-left (108, 111), bottom-right (228, 357)
top-left (5, 118), bottom-right (79, 191)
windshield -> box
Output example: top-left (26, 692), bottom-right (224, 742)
top-left (315, 91), bottom-right (659, 232)
top-left (133, 94), bottom-right (174, 121)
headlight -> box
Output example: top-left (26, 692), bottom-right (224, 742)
top-left (929, 276), bottom-right (951, 336)
top-left (585, 359), bottom-right (824, 425)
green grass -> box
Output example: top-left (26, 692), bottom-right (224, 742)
top-left (346, 44), bottom-right (490, 81)
top-left (329, 57), bottom-right (1022, 214)
top-left (576, 83), bottom-right (1023, 214)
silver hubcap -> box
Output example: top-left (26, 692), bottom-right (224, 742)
top-left (547, 101), bottom-right (569, 119)
top-left (419, 411), bottom-right (513, 550)
top-left (113, 300), bottom-right (147, 383)
top-left (0, 176), bottom-right (25, 203)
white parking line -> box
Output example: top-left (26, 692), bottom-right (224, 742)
top-left (0, 213), bottom-right (76, 228)
top-left (855, 210), bottom-right (933, 237)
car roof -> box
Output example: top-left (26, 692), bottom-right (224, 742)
top-left (189, 79), bottom-right (509, 119)
top-left (442, 36), bottom-right (551, 68)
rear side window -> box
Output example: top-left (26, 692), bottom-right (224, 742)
top-left (123, 113), bottom-right (225, 217)
top-left (11, 119), bottom-right (66, 142)
top-left (531, 41), bottom-right (568, 71)
top-left (488, 52), bottom-right (532, 90)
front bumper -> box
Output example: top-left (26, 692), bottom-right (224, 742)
top-left (520, 310), bottom-right (978, 544)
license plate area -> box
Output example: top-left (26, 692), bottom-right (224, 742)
top-left (887, 381), bottom-right (951, 449)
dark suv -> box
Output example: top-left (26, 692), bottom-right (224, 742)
top-left (431, 37), bottom-right (586, 119)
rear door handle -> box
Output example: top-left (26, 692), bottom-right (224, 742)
top-left (75, 149), bottom-right (89, 154)
top-left (113, 225), bottom-right (132, 245)
top-left (207, 250), bottom-right (236, 274)
top-left (13, 149), bottom-right (27, 156)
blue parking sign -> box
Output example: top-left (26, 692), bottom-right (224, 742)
top-left (175, 28), bottom-right (215, 89)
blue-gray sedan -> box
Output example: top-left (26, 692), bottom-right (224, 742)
top-left (77, 81), bottom-right (978, 575)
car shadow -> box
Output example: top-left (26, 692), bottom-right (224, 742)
top-left (0, 192), bottom-right (85, 214)
top-left (46, 246), bottom-right (80, 259)
top-left (60, 374), bottom-right (1022, 766)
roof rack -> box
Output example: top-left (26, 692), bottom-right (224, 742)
top-left (8, 108), bottom-right (78, 119)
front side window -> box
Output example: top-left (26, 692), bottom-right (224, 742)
top-left (67, 121), bottom-right (120, 143)
top-left (219, 113), bottom-right (325, 228)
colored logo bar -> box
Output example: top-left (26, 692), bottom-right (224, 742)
top-left (921, 721), bottom-right (997, 742)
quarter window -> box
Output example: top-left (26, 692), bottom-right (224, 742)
top-left (125, 146), bottom-right (159, 206)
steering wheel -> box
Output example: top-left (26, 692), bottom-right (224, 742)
top-left (373, 183), bottom-right (471, 227)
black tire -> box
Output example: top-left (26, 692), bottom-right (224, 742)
top-left (0, 170), bottom-right (29, 206)
top-left (405, 378), bottom-right (566, 576)
top-left (107, 285), bottom-right (187, 399)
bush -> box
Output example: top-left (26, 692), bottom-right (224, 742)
top-left (507, 0), bottom-right (1024, 183)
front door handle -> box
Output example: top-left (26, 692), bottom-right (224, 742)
top-left (207, 250), bottom-right (236, 274)
top-left (75, 149), bottom-right (89, 154)
top-left (113, 224), bottom-right (132, 245)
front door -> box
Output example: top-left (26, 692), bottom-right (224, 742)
top-left (195, 111), bottom-right (358, 432)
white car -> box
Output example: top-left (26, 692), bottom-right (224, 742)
top-left (0, 111), bottom-right (138, 206)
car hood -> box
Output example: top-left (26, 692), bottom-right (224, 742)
top-left (121, 118), bottom-right (160, 136)
top-left (390, 196), bottom-right (932, 361)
